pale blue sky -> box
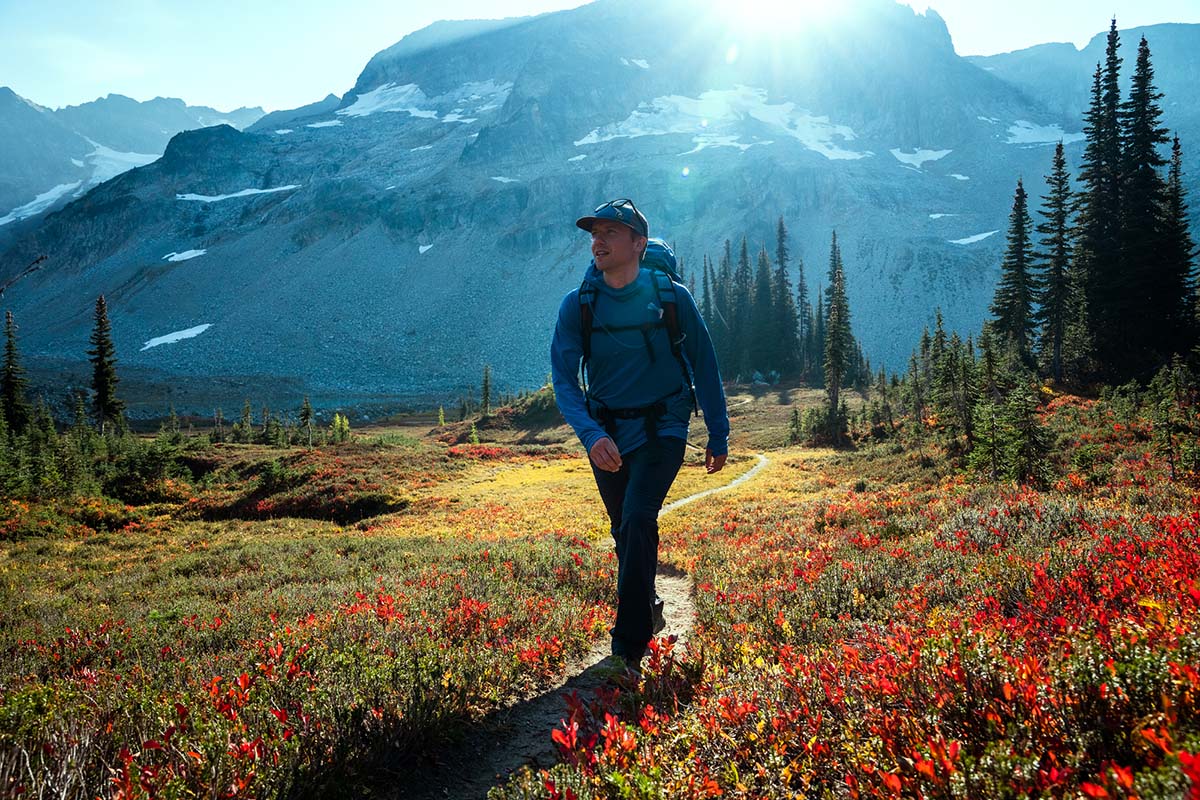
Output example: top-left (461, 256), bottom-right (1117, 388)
top-left (1, 0), bottom-right (1197, 112)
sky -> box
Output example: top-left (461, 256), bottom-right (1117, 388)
top-left (1, 0), bottom-right (1198, 113)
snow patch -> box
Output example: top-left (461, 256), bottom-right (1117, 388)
top-left (87, 142), bottom-right (158, 184)
top-left (419, 244), bottom-right (433, 254)
top-left (71, 158), bottom-right (84, 167)
top-left (163, 249), bottom-right (207, 262)
top-left (274, 128), bottom-right (293, 134)
top-left (411, 144), bottom-right (434, 151)
top-left (679, 135), bottom-right (768, 155)
top-left (929, 213), bottom-right (956, 219)
top-left (340, 83), bottom-right (437, 119)
top-left (632, 59), bottom-right (650, 69)
top-left (574, 85), bottom-right (866, 161)
top-left (307, 120), bottom-right (343, 128)
top-left (1007, 120), bottom-right (1084, 146)
top-left (568, 154), bottom-right (587, 162)
top-left (141, 324), bottom-right (212, 351)
top-left (0, 182), bottom-right (82, 226)
top-left (620, 57), bottom-right (630, 66)
top-left (890, 148), bottom-right (951, 168)
top-left (977, 116), bottom-right (1001, 124)
top-left (176, 185), bottom-right (301, 202)
top-left (338, 80), bottom-right (512, 122)
top-left (949, 230), bottom-right (999, 245)
top-left (491, 176), bottom-right (519, 183)
top-left (949, 174), bottom-right (970, 181)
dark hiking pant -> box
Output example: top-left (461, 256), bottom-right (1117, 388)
top-left (590, 435), bottom-right (686, 661)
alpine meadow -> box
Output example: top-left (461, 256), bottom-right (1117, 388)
top-left (1, 2), bottom-right (1199, 799)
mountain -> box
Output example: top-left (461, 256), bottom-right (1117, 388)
top-left (970, 23), bottom-right (1200, 149)
top-left (0, 1), bottom-right (1196, 419)
top-left (247, 94), bottom-right (342, 133)
top-left (0, 90), bottom-right (264, 231)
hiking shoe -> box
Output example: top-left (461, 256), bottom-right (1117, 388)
top-left (652, 596), bottom-right (666, 635)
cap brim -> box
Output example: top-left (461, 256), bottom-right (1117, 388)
top-left (575, 216), bottom-right (646, 236)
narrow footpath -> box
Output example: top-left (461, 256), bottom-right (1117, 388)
top-left (401, 454), bottom-right (770, 800)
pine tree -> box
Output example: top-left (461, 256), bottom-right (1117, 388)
top-left (751, 246), bottom-right (775, 376)
top-left (238, 399), bottom-right (253, 443)
top-left (795, 253), bottom-right (812, 383)
top-left (1, 311), bottom-right (32, 437)
top-left (88, 296), bottom-right (125, 435)
top-left (1002, 382), bottom-right (1050, 485)
top-left (1161, 135), bottom-right (1198, 352)
top-left (731, 237), bottom-right (754, 379)
top-left (481, 365), bottom-right (492, 417)
top-left (438, 405), bottom-right (446, 427)
top-left (213, 407), bottom-right (226, 443)
top-left (300, 396), bottom-right (314, 447)
top-left (773, 217), bottom-right (801, 380)
top-left (1074, 22), bottom-right (1125, 378)
top-left (1120, 35), bottom-right (1175, 369)
top-left (701, 255), bottom-right (713, 323)
top-left (812, 292), bottom-right (826, 388)
top-left (823, 232), bottom-right (854, 443)
top-left (1033, 142), bottom-right (1074, 382)
top-left (713, 242), bottom-right (733, 366)
top-left (990, 179), bottom-right (1036, 362)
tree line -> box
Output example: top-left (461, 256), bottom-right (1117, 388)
top-left (822, 19), bottom-right (1200, 481)
top-left (0, 296), bottom-right (354, 500)
top-left (989, 22), bottom-right (1198, 384)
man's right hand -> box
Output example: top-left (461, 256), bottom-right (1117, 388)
top-left (589, 437), bottom-right (622, 472)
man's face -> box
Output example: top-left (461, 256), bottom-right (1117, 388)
top-left (590, 220), bottom-right (645, 272)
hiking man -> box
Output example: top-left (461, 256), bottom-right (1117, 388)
top-left (550, 198), bottom-right (729, 667)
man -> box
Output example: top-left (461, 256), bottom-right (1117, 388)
top-left (550, 198), bottom-right (729, 668)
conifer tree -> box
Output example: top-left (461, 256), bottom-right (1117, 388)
top-left (438, 405), bottom-right (446, 427)
top-left (238, 399), bottom-right (253, 443)
top-left (1120, 35), bottom-right (1175, 368)
top-left (88, 296), bottom-right (125, 435)
top-left (700, 255), bottom-right (713, 323)
top-left (812, 292), bottom-right (825, 388)
top-left (481, 364), bottom-right (492, 417)
top-left (300, 396), bottom-right (314, 447)
top-left (1002, 382), bottom-right (1050, 485)
top-left (990, 179), bottom-right (1036, 363)
top-left (1033, 142), bottom-right (1074, 382)
top-left (773, 217), bottom-right (801, 380)
top-left (1, 311), bottom-right (32, 437)
top-left (823, 232), bottom-right (854, 442)
top-left (213, 407), bottom-right (226, 443)
top-left (731, 237), bottom-right (754, 378)
top-left (1161, 135), bottom-right (1198, 351)
top-left (794, 259), bottom-right (811, 379)
top-left (713, 242), bottom-right (733, 366)
top-left (751, 246), bottom-right (775, 375)
top-left (1074, 22), bottom-right (1125, 377)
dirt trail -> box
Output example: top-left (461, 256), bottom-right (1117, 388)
top-left (400, 454), bottom-right (769, 800)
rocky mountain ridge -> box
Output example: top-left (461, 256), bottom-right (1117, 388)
top-left (0, 0), bottom-right (1196, 419)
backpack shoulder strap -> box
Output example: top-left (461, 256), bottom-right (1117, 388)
top-left (577, 280), bottom-right (597, 394)
top-left (649, 268), bottom-right (699, 416)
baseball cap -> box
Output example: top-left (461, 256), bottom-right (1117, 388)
top-left (575, 198), bottom-right (649, 238)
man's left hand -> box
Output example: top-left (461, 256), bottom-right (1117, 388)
top-left (705, 449), bottom-right (726, 474)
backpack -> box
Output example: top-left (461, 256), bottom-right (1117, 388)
top-left (578, 238), bottom-right (698, 422)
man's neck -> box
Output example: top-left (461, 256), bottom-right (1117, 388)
top-left (602, 261), bottom-right (641, 289)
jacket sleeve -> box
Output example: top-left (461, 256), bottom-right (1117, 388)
top-left (550, 291), bottom-right (608, 454)
top-left (675, 284), bottom-right (729, 456)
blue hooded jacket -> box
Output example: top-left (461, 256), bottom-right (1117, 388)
top-left (550, 263), bottom-right (729, 457)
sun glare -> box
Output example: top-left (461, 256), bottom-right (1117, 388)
top-left (710, 0), bottom-right (839, 31)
